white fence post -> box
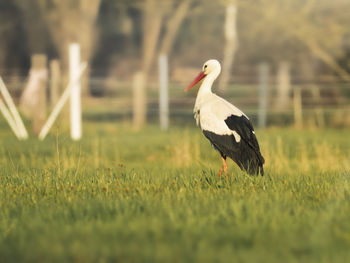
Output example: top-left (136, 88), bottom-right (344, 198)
top-left (258, 62), bottom-right (269, 128)
top-left (132, 71), bottom-right (146, 129)
top-left (275, 62), bottom-right (291, 111)
top-left (293, 87), bottom-right (303, 128)
top-left (50, 59), bottom-right (61, 107)
top-left (39, 62), bottom-right (87, 141)
top-left (69, 43), bottom-right (82, 140)
top-left (158, 54), bottom-right (169, 131)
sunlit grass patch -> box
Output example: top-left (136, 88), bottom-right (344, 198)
top-left (0, 123), bottom-right (350, 262)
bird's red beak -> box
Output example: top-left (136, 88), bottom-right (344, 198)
top-left (185, 71), bottom-right (206, 92)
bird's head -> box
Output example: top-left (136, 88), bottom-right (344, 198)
top-left (185, 59), bottom-right (221, 92)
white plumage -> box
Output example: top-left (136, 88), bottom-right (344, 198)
top-left (185, 59), bottom-right (264, 176)
top-left (195, 93), bottom-right (244, 142)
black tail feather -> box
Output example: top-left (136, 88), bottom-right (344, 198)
top-left (202, 130), bottom-right (264, 176)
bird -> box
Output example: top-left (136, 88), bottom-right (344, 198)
top-left (185, 59), bottom-right (264, 177)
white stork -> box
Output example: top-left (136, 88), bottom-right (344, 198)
top-left (185, 59), bottom-right (264, 177)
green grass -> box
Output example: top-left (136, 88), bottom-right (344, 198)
top-left (0, 121), bottom-right (350, 262)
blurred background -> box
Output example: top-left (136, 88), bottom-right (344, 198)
top-left (1, 0), bottom-right (350, 134)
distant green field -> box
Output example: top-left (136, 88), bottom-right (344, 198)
top-left (0, 121), bottom-right (350, 263)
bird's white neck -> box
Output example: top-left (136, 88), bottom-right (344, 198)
top-left (197, 68), bottom-right (220, 100)
top-left (198, 75), bottom-right (214, 97)
top-left (194, 73), bottom-right (217, 111)
top-left (193, 60), bottom-right (221, 111)
top-left (197, 71), bottom-right (220, 97)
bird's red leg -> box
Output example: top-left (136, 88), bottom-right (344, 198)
top-left (221, 157), bottom-right (229, 180)
top-left (222, 157), bottom-right (228, 173)
top-left (218, 168), bottom-right (222, 178)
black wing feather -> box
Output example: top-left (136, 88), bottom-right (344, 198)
top-left (224, 115), bottom-right (265, 173)
top-left (202, 114), bottom-right (264, 176)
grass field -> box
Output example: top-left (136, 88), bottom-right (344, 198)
top-left (0, 121), bottom-right (350, 262)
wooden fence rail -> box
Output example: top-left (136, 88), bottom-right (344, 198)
top-left (1, 74), bottom-right (350, 128)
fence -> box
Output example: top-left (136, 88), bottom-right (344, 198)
top-left (2, 71), bottom-right (350, 129)
top-left (87, 70), bottom-right (350, 128)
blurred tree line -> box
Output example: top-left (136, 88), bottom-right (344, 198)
top-left (0, 0), bottom-right (349, 85)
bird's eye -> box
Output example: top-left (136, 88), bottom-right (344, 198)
top-left (204, 65), bottom-right (207, 69)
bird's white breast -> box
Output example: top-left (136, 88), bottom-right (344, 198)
top-left (194, 93), bottom-right (245, 142)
